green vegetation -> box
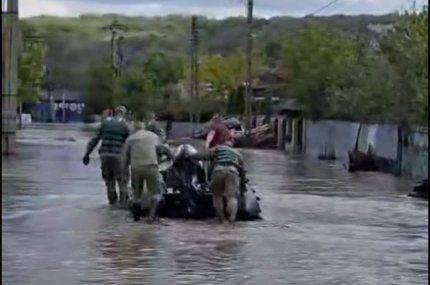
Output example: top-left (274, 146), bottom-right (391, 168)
top-left (18, 22), bottom-right (45, 103)
top-left (20, 9), bottom-right (428, 126)
top-left (281, 7), bottom-right (427, 126)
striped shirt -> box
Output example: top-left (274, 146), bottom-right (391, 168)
top-left (212, 144), bottom-right (243, 170)
top-left (85, 117), bottom-right (130, 158)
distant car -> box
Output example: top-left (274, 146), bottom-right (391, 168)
top-left (192, 117), bottom-right (243, 139)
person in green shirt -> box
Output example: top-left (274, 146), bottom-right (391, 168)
top-left (82, 106), bottom-right (130, 208)
top-left (186, 140), bottom-right (244, 223)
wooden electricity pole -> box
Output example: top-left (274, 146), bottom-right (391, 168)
top-left (102, 20), bottom-right (126, 110)
top-left (244, 0), bottom-right (254, 146)
top-left (2, 0), bottom-right (20, 155)
top-left (103, 20), bottom-right (126, 77)
top-left (190, 15), bottom-right (200, 128)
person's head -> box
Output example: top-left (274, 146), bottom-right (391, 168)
top-left (211, 113), bottom-right (222, 123)
top-left (133, 121), bottom-right (145, 132)
top-left (115, 105), bottom-right (127, 118)
top-left (102, 109), bottom-right (112, 118)
top-left (145, 112), bottom-right (156, 123)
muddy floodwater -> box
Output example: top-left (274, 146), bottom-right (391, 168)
top-left (2, 126), bottom-right (428, 285)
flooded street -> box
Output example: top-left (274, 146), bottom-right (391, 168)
top-left (2, 126), bottom-right (428, 285)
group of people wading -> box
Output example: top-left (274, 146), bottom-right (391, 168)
top-left (83, 107), bottom-right (244, 223)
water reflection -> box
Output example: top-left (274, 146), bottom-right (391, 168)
top-left (92, 223), bottom-right (160, 284)
top-left (2, 127), bottom-right (428, 285)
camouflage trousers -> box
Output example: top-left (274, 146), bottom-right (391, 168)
top-left (131, 165), bottom-right (163, 219)
top-left (210, 166), bottom-right (240, 223)
top-left (100, 156), bottom-right (128, 207)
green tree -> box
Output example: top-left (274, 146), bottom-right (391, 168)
top-left (83, 63), bottom-right (119, 114)
top-left (198, 51), bottom-right (263, 114)
top-left (281, 22), bottom-right (362, 119)
top-left (118, 67), bottom-right (160, 119)
top-left (117, 52), bottom-right (186, 118)
top-left (22, 14), bottom-right (397, 92)
top-left (378, 6), bottom-right (428, 126)
top-left (225, 84), bottom-right (245, 114)
top-left (18, 25), bottom-right (45, 103)
top-left (137, 52), bottom-right (185, 87)
top-left (280, 8), bottom-right (428, 127)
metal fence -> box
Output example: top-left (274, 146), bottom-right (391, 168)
top-left (303, 119), bottom-right (428, 181)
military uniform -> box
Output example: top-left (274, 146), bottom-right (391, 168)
top-left (121, 128), bottom-right (164, 219)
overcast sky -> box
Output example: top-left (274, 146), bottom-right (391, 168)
top-left (17, 0), bottom-right (428, 18)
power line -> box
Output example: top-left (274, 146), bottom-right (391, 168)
top-left (307, 0), bottom-right (341, 16)
top-left (317, 1), bottom-right (346, 15)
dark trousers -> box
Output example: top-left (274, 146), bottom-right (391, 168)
top-left (100, 156), bottom-right (128, 205)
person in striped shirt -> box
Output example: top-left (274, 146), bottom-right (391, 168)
top-left (82, 106), bottom-right (130, 207)
top-left (186, 140), bottom-right (244, 223)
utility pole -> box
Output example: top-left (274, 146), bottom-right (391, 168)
top-left (188, 17), bottom-right (194, 126)
top-left (102, 20), bottom-right (126, 109)
top-left (244, 0), bottom-right (254, 146)
top-left (117, 35), bottom-right (125, 73)
top-left (190, 15), bottom-right (200, 128)
top-left (2, 0), bottom-right (20, 155)
top-left (103, 20), bottom-right (126, 77)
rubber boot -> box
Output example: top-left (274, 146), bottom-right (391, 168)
top-left (130, 201), bottom-right (142, 222)
top-left (106, 181), bottom-right (118, 205)
top-left (118, 191), bottom-right (129, 210)
top-left (147, 194), bottom-right (162, 223)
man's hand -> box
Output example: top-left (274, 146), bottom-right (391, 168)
top-left (82, 154), bottom-right (90, 166)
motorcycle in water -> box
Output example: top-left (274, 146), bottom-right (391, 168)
top-left (129, 143), bottom-right (262, 221)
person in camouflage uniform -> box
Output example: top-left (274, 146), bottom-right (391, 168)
top-left (120, 121), bottom-right (172, 222)
top-left (187, 140), bottom-right (244, 223)
top-left (82, 106), bottom-right (130, 207)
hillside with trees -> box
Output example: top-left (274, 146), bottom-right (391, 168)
top-left (23, 13), bottom-right (395, 90)
top-left (20, 9), bottom-right (428, 126)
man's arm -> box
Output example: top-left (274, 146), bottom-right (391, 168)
top-left (205, 130), bottom-right (215, 149)
top-left (82, 123), bottom-right (103, 165)
top-left (156, 144), bottom-right (173, 161)
top-left (189, 149), bottom-right (215, 161)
